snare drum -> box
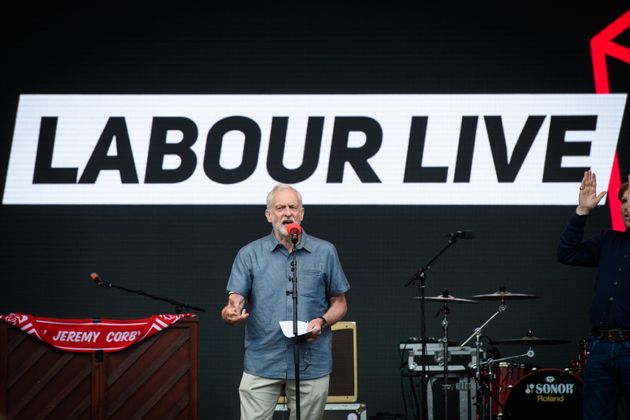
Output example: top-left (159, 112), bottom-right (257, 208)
top-left (502, 368), bottom-right (583, 419)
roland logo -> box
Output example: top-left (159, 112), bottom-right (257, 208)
top-left (524, 375), bottom-right (576, 403)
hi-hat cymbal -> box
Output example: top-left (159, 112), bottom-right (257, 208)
top-left (412, 293), bottom-right (479, 304)
top-left (491, 331), bottom-right (570, 346)
top-left (470, 286), bottom-right (538, 301)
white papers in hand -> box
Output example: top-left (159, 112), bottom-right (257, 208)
top-left (279, 320), bottom-right (316, 338)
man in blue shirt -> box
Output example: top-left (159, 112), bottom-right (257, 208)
top-left (557, 169), bottom-right (630, 420)
top-left (221, 184), bottom-right (350, 420)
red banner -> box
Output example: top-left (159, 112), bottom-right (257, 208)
top-left (0, 312), bottom-right (194, 353)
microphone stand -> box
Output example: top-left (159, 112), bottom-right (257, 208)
top-left (290, 239), bottom-right (301, 420)
top-left (439, 302), bottom-right (451, 420)
top-left (405, 235), bottom-right (461, 420)
top-left (93, 275), bottom-right (206, 314)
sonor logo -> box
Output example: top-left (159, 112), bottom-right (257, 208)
top-left (3, 94), bottom-right (626, 205)
top-left (525, 377), bottom-right (576, 395)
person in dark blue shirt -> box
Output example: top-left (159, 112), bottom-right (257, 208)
top-left (557, 169), bottom-right (630, 420)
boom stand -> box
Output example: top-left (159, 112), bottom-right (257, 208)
top-left (92, 275), bottom-right (206, 314)
top-left (405, 235), bottom-right (462, 420)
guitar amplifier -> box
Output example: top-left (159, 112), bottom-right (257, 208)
top-left (278, 321), bottom-right (358, 404)
top-left (400, 342), bottom-right (481, 372)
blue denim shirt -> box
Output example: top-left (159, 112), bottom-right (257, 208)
top-left (557, 213), bottom-right (630, 329)
top-left (227, 231), bottom-right (350, 380)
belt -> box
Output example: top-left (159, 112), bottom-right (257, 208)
top-left (591, 328), bottom-right (630, 342)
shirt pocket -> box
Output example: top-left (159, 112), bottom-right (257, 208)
top-left (299, 268), bottom-right (326, 299)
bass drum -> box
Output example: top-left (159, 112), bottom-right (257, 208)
top-left (502, 369), bottom-right (583, 420)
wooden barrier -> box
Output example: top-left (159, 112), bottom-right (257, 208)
top-left (0, 317), bottom-right (198, 420)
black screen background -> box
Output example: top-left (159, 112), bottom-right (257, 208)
top-left (1, 2), bottom-right (629, 417)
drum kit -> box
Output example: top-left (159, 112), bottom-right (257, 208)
top-left (410, 286), bottom-right (584, 420)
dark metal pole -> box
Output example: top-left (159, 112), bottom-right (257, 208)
top-left (405, 235), bottom-right (461, 420)
top-left (291, 244), bottom-right (301, 420)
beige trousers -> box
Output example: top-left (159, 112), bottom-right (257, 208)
top-left (238, 372), bottom-right (330, 420)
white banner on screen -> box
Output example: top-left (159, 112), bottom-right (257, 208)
top-left (3, 94), bottom-right (626, 205)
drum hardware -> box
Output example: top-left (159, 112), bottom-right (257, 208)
top-left (482, 348), bottom-right (536, 365)
top-left (411, 294), bottom-right (480, 304)
top-left (438, 296), bottom-right (452, 420)
top-left (488, 362), bottom-right (538, 417)
top-left (459, 302), bottom-right (508, 420)
top-left (412, 289), bottom-right (477, 420)
top-left (484, 331), bottom-right (570, 419)
top-left (403, 284), bottom-right (547, 420)
top-left (479, 350), bottom-right (537, 417)
top-left (490, 330), bottom-right (571, 346)
top-left (469, 285), bottom-right (539, 301)
top-left (459, 287), bottom-right (540, 420)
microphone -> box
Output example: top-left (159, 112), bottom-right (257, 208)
top-left (286, 223), bottom-right (302, 244)
top-left (90, 272), bottom-right (110, 288)
top-left (90, 272), bottom-right (102, 285)
top-left (447, 230), bottom-right (475, 239)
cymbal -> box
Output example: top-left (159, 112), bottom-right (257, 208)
top-left (470, 286), bottom-right (538, 301)
top-left (412, 294), bottom-right (479, 304)
top-left (491, 331), bottom-right (570, 346)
